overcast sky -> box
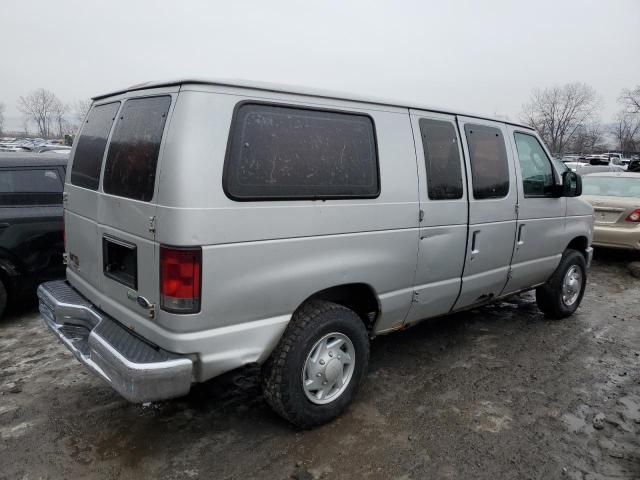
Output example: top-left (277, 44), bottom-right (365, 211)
top-left (1, 0), bottom-right (639, 130)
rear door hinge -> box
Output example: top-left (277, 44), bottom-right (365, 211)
top-left (63, 191), bottom-right (69, 206)
top-left (148, 216), bottom-right (156, 234)
top-left (515, 203), bottom-right (520, 215)
top-left (412, 291), bottom-right (420, 303)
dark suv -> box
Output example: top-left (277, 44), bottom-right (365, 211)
top-left (628, 159), bottom-right (640, 173)
top-left (0, 153), bottom-right (67, 318)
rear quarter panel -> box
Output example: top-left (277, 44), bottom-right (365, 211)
top-left (155, 86), bottom-right (420, 335)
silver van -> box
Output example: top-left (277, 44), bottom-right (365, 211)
top-left (38, 79), bottom-right (594, 427)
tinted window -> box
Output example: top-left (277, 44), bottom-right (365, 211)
top-left (103, 96), bottom-right (171, 202)
top-left (582, 176), bottom-right (640, 197)
top-left (0, 168), bottom-right (63, 206)
top-left (224, 104), bottom-right (379, 200)
top-left (464, 124), bottom-right (509, 199)
top-left (71, 102), bottom-right (120, 190)
top-left (514, 133), bottom-right (555, 197)
top-left (419, 118), bottom-right (463, 200)
top-left (0, 168), bottom-right (63, 193)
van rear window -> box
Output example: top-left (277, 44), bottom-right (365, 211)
top-left (224, 103), bottom-right (379, 200)
top-left (103, 96), bottom-right (171, 202)
top-left (70, 102), bottom-right (120, 190)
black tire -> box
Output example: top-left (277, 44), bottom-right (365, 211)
top-left (262, 300), bottom-right (369, 428)
top-left (536, 249), bottom-right (587, 319)
top-left (0, 278), bottom-right (6, 320)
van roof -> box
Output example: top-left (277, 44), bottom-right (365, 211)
top-left (92, 78), bottom-right (534, 130)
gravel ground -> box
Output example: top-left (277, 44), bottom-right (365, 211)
top-left (1, 249), bottom-right (639, 480)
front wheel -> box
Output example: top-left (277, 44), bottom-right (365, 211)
top-left (261, 300), bottom-right (369, 428)
top-left (536, 249), bottom-right (587, 319)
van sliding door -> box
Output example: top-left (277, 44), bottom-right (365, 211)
top-left (404, 111), bottom-right (468, 325)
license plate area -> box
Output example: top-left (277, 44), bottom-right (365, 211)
top-left (594, 208), bottom-right (623, 224)
top-left (103, 236), bottom-right (138, 290)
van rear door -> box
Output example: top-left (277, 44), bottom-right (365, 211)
top-left (65, 90), bottom-right (176, 325)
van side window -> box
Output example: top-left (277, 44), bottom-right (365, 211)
top-left (513, 133), bottom-right (555, 197)
top-left (224, 103), bottom-right (379, 200)
top-left (103, 96), bottom-right (171, 202)
top-left (464, 124), bottom-right (509, 199)
top-left (70, 102), bottom-right (120, 190)
top-left (419, 119), bottom-right (463, 200)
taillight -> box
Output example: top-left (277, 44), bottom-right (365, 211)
top-left (625, 209), bottom-right (640, 223)
top-left (160, 246), bottom-right (202, 313)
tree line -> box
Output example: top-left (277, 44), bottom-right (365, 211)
top-left (0, 89), bottom-right (90, 138)
top-left (521, 83), bottom-right (639, 156)
top-left (1, 84), bottom-right (639, 155)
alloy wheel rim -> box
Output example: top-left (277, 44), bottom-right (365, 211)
top-left (561, 265), bottom-right (582, 306)
top-left (302, 332), bottom-right (355, 405)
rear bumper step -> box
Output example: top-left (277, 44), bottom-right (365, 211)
top-left (37, 280), bottom-right (193, 403)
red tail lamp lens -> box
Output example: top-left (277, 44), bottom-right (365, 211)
top-left (160, 246), bottom-right (201, 313)
top-left (625, 209), bottom-right (640, 223)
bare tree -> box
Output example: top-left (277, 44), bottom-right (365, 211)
top-left (17, 88), bottom-right (62, 138)
top-left (51, 98), bottom-right (70, 137)
top-left (73, 99), bottom-right (92, 123)
top-left (612, 112), bottom-right (640, 154)
top-left (569, 122), bottom-right (605, 154)
top-left (0, 102), bottom-right (5, 136)
top-left (521, 82), bottom-right (601, 156)
top-left (620, 85), bottom-right (640, 114)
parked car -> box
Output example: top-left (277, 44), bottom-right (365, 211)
top-left (628, 159), bottom-right (640, 173)
top-left (581, 172), bottom-right (640, 250)
top-left (563, 161), bottom-right (590, 171)
top-left (576, 165), bottom-right (625, 175)
top-left (33, 145), bottom-right (72, 154)
top-left (0, 153), bottom-right (66, 318)
top-left (37, 79), bottom-right (594, 427)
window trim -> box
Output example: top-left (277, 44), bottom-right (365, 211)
top-left (418, 117), bottom-right (464, 201)
top-left (464, 123), bottom-right (510, 200)
top-left (513, 131), bottom-right (557, 199)
top-left (222, 100), bottom-right (381, 202)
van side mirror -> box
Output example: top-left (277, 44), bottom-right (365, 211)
top-left (561, 170), bottom-right (582, 197)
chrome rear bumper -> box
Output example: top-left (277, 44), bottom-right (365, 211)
top-left (37, 280), bottom-right (193, 403)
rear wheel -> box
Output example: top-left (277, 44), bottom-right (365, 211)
top-left (536, 249), bottom-right (587, 319)
top-left (262, 300), bottom-right (369, 428)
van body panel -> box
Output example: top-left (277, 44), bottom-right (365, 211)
top-left (453, 117), bottom-right (518, 309)
top-left (404, 111), bottom-right (468, 324)
top-left (155, 88), bottom-right (420, 333)
top-left (65, 87), bottom-right (179, 329)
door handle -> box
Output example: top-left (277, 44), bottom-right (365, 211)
top-left (517, 224), bottom-right (525, 246)
top-left (471, 230), bottom-right (480, 259)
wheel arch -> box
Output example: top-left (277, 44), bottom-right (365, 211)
top-left (297, 283), bottom-right (380, 333)
top-left (566, 236), bottom-right (589, 260)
